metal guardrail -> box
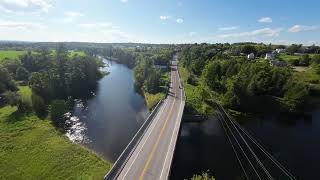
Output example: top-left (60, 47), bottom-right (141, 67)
top-left (104, 99), bottom-right (164, 180)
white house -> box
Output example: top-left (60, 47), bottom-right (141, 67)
top-left (265, 52), bottom-right (275, 60)
top-left (247, 53), bottom-right (255, 60)
top-left (276, 48), bottom-right (285, 53)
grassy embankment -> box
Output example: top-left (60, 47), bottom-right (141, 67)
top-left (178, 65), bottom-right (212, 114)
top-left (144, 71), bottom-right (169, 110)
top-left (0, 86), bottom-right (112, 180)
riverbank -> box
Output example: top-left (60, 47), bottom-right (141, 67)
top-left (0, 86), bottom-right (112, 179)
top-left (0, 105), bottom-right (112, 179)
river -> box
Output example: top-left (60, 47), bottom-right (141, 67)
top-left (67, 59), bottom-right (320, 180)
top-left (66, 59), bottom-right (148, 162)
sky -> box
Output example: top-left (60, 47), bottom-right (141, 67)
top-left (0, 0), bottom-right (320, 45)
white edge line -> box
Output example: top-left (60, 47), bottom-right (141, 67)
top-left (121, 98), bottom-right (169, 179)
top-left (159, 74), bottom-right (184, 179)
top-left (121, 72), bottom-right (175, 179)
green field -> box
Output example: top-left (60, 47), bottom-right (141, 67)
top-left (278, 54), bottom-right (300, 63)
top-left (0, 50), bottom-right (26, 62)
top-left (0, 87), bottom-right (112, 179)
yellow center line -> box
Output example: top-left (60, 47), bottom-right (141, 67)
top-left (138, 74), bottom-right (177, 180)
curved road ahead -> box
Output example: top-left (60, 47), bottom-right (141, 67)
top-left (116, 56), bottom-right (185, 180)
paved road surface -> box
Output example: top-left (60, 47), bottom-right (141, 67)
top-left (116, 57), bottom-right (185, 180)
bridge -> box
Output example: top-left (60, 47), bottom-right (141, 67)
top-left (104, 56), bottom-right (185, 180)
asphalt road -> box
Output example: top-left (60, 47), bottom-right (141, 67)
top-left (117, 58), bottom-right (185, 180)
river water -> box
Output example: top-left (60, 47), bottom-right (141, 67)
top-left (67, 59), bottom-right (320, 180)
top-left (66, 59), bottom-right (148, 162)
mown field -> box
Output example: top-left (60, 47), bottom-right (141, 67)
top-left (0, 86), bottom-right (112, 180)
top-left (0, 50), bottom-right (26, 62)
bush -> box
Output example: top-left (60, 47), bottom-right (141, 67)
top-left (50, 100), bottom-right (68, 128)
top-left (16, 67), bottom-right (30, 81)
top-left (31, 93), bottom-right (47, 118)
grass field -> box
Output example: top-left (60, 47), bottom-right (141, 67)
top-left (278, 54), bottom-right (300, 63)
top-left (0, 87), bottom-right (112, 179)
top-left (0, 50), bottom-right (26, 62)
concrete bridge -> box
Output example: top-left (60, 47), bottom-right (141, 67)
top-left (105, 57), bottom-right (185, 180)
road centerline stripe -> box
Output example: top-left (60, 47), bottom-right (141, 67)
top-left (138, 72), bottom-right (177, 179)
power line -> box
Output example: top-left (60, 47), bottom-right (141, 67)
top-left (224, 112), bottom-right (296, 180)
top-left (215, 101), bottom-right (296, 180)
top-left (216, 111), bottom-right (250, 180)
top-left (215, 107), bottom-right (262, 180)
top-left (217, 104), bottom-right (274, 180)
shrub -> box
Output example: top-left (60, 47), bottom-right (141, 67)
top-left (31, 93), bottom-right (47, 118)
top-left (50, 100), bottom-right (68, 128)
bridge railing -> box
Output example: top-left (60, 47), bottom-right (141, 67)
top-left (104, 99), bottom-right (164, 180)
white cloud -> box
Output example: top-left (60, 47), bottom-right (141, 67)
top-left (189, 32), bottom-right (197, 37)
top-left (159, 15), bottom-right (170, 21)
top-left (63, 11), bottom-right (84, 23)
top-left (0, 20), bottom-right (46, 30)
top-left (78, 22), bottom-right (119, 29)
top-left (288, 25), bottom-right (319, 33)
top-left (217, 28), bottom-right (283, 38)
top-left (120, 0), bottom-right (128, 3)
top-left (219, 26), bottom-right (239, 31)
top-left (176, 18), bottom-right (184, 24)
top-left (0, 0), bottom-right (51, 14)
top-left (258, 17), bottom-right (272, 23)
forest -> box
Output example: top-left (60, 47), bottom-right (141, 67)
top-left (0, 43), bottom-right (104, 129)
top-left (178, 43), bottom-right (320, 114)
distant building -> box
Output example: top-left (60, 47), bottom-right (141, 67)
top-left (269, 60), bottom-right (287, 67)
top-left (275, 48), bottom-right (286, 53)
top-left (265, 52), bottom-right (275, 60)
top-left (155, 65), bottom-right (168, 71)
top-left (247, 53), bottom-right (255, 60)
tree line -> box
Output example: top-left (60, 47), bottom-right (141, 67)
top-left (0, 44), bottom-right (103, 130)
top-left (179, 43), bottom-right (320, 114)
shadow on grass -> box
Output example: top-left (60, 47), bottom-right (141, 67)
top-left (5, 109), bottom-right (48, 123)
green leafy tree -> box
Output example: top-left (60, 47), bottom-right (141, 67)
top-left (50, 100), bottom-right (68, 128)
top-left (31, 93), bottom-right (47, 118)
top-left (15, 67), bottom-right (30, 81)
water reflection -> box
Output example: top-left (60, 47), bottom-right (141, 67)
top-left (66, 59), bottom-right (148, 162)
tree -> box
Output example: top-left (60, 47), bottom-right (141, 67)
top-left (4, 91), bottom-right (20, 107)
top-left (241, 45), bottom-right (257, 55)
top-left (144, 70), bottom-right (161, 93)
top-left (16, 67), bottom-right (30, 81)
top-left (50, 100), bottom-right (68, 128)
top-left (29, 72), bottom-right (51, 101)
top-left (287, 44), bottom-right (302, 55)
top-left (0, 65), bottom-right (17, 93)
top-left (299, 54), bottom-right (311, 66)
top-left (4, 91), bottom-right (30, 112)
top-left (283, 80), bottom-right (308, 112)
top-left (31, 93), bottom-right (47, 118)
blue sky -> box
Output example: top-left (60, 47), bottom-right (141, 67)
top-left (0, 0), bottom-right (319, 44)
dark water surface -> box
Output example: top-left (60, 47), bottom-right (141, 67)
top-left (171, 111), bottom-right (320, 180)
top-left (67, 59), bottom-right (320, 180)
top-left (67, 59), bottom-right (148, 162)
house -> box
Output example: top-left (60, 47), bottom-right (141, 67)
top-left (275, 48), bottom-right (286, 53)
top-left (265, 52), bottom-right (275, 60)
top-left (269, 60), bottom-right (287, 67)
top-left (247, 53), bottom-right (255, 60)
top-left (155, 65), bottom-right (168, 71)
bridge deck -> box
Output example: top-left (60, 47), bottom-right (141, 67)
top-left (115, 60), bottom-right (185, 180)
